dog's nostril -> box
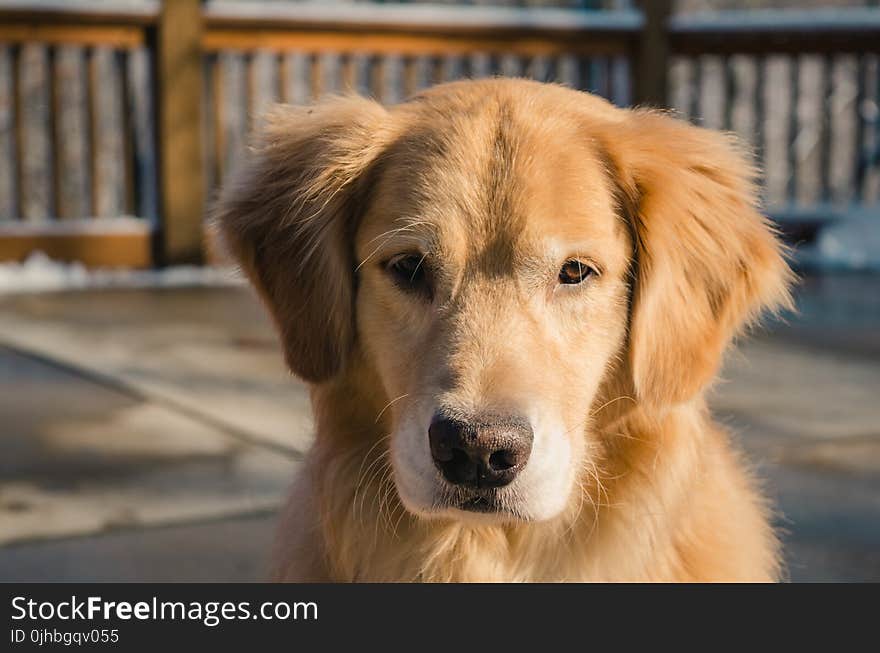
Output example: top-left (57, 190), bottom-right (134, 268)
top-left (450, 448), bottom-right (472, 470)
top-left (488, 449), bottom-right (518, 472)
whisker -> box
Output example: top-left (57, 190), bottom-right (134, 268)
top-left (375, 393), bottom-right (409, 423)
top-left (590, 395), bottom-right (637, 418)
top-left (362, 219), bottom-right (432, 247)
top-left (359, 455), bottom-right (392, 525)
top-left (352, 435), bottom-right (392, 524)
top-left (375, 464), bottom-right (396, 532)
top-left (355, 221), bottom-right (433, 272)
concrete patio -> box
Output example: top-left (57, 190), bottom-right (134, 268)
top-left (0, 274), bottom-right (878, 582)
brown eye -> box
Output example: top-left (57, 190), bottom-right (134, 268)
top-left (558, 259), bottom-right (597, 285)
top-left (386, 253), bottom-right (432, 298)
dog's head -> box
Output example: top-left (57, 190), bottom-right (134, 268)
top-left (216, 79), bottom-right (792, 524)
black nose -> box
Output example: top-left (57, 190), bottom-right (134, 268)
top-left (428, 415), bottom-right (533, 489)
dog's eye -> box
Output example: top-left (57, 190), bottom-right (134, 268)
top-left (386, 253), bottom-right (431, 297)
top-left (558, 259), bottom-right (597, 285)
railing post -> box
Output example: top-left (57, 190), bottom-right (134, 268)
top-left (155, 0), bottom-right (204, 265)
top-left (634, 0), bottom-right (672, 108)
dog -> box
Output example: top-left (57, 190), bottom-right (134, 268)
top-left (214, 78), bottom-right (793, 582)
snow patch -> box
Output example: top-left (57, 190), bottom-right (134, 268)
top-left (816, 216), bottom-right (880, 271)
top-left (0, 251), bottom-right (245, 295)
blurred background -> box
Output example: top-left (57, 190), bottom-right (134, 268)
top-left (0, 0), bottom-right (877, 582)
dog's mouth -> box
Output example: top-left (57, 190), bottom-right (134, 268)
top-left (437, 488), bottom-right (528, 521)
top-left (458, 495), bottom-right (497, 513)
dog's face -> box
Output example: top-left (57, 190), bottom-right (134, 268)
top-left (355, 110), bottom-right (632, 521)
top-left (216, 80), bottom-right (791, 525)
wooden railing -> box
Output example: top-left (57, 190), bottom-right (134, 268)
top-left (201, 2), bottom-right (643, 197)
top-left (0, 1), bottom-right (878, 268)
top-left (668, 8), bottom-right (880, 231)
top-left (0, 1), bottom-right (157, 266)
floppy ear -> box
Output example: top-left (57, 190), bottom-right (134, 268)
top-left (604, 111), bottom-right (794, 407)
top-left (213, 97), bottom-right (390, 382)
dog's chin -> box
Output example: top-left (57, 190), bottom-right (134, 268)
top-left (440, 502), bottom-right (532, 526)
top-left (437, 490), bottom-right (533, 525)
top-left (395, 482), bottom-right (557, 526)
top-left (412, 501), bottom-right (532, 526)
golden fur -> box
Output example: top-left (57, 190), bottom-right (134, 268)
top-left (215, 79), bottom-right (794, 582)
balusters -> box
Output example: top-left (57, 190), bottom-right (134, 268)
top-left (723, 56), bottom-right (735, 131)
top-left (0, 46), bottom-right (14, 219)
top-left (689, 56), bottom-right (702, 123)
top-left (787, 55), bottom-right (801, 205)
top-left (20, 43), bottom-right (50, 221)
top-left (382, 55), bottom-right (404, 104)
top-left (117, 48), bottom-right (135, 217)
top-left (854, 56), bottom-right (868, 203)
top-left (819, 55), bottom-right (833, 205)
top-left (754, 55), bottom-right (766, 172)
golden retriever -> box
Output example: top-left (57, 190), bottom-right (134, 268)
top-left (214, 78), bottom-right (793, 582)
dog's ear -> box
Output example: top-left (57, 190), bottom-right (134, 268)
top-left (603, 111), bottom-right (794, 407)
top-left (213, 97), bottom-right (390, 382)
